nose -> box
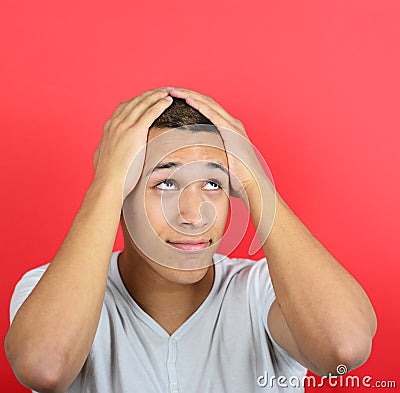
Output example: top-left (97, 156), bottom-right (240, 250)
top-left (177, 184), bottom-right (210, 227)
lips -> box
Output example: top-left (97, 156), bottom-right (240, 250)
top-left (167, 239), bottom-right (211, 252)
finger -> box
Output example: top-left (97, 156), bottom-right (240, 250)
top-left (93, 142), bottom-right (100, 170)
top-left (113, 87), bottom-right (170, 122)
top-left (104, 88), bottom-right (170, 134)
top-left (107, 90), bottom-right (169, 133)
top-left (109, 89), bottom-right (159, 121)
top-left (185, 96), bottom-right (237, 131)
top-left (169, 87), bottom-right (211, 102)
top-left (119, 89), bottom-right (172, 130)
top-left (132, 96), bottom-right (174, 134)
top-left (170, 88), bottom-right (242, 128)
top-left (109, 102), bottom-right (126, 119)
top-left (118, 88), bottom-right (169, 120)
top-left (185, 96), bottom-right (250, 155)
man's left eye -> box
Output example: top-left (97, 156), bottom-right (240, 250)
top-left (203, 181), bottom-right (221, 190)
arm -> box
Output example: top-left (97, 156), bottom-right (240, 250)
top-left (249, 181), bottom-right (377, 375)
top-left (5, 178), bottom-right (123, 393)
top-left (168, 87), bottom-right (377, 376)
top-left (4, 88), bottom-right (173, 393)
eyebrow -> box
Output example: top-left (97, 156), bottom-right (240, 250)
top-left (146, 161), bottom-right (229, 176)
top-left (206, 161), bottom-right (229, 175)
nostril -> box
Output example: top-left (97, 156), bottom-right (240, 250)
top-left (179, 203), bottom-right (217, 230)
top-left (179, 210), bottom-right (203, 225)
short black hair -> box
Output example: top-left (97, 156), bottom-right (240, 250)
top-left (150, 97), bottom-right (219, 133)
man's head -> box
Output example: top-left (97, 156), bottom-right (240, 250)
top-left (121, 98), bottom-right (231, 283)
top-left (149, 96), bottom-right (218, 130)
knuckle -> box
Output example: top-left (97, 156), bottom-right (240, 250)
top-left (143, 88), bottom-right (165, 100)
top-left (200, 92), bottom-right (213, 102)
top-left (141, 91), bottom-right (166, 107)
top-left (235, 118), bottom-right (243, 126)
top-left (154, 89), bottom-right (168, 98)
top-left (235, 119), bottom-right (245, 129)
top-left (109, 118), bottom-right (121, 130)
top-left (103, 119), bottom-right (112, 133)
top-left (112, 102), bottom-right (126, 115)
top-left (148, 87), bottom-right (162, 94)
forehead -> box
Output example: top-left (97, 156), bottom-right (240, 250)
top-left (146, 128), bottom-right (227, 166)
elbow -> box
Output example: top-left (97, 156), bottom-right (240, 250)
top-left (319, 333), bottom-right (373, 376)
top-left (5, 331), bottom-right (68, 393)
top-left (316, 309), bottom-right (377, 377)
top-left (16, 367), bottom-right (65, 393)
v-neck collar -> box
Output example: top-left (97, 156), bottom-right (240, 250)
top-left (110, 250), bottom-right (220, 340)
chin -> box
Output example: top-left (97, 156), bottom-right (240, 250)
top-left (168, 268), bottom-right (210, 285)
top-left (129, 238), bottom-right (215, 284)
top-left (153, 262), bottom-right (211, 285)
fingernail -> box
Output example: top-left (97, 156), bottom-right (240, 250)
top-left (164, 96), bottom-right (173, 101)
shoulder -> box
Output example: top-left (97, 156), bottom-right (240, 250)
top-left (213, 253), bottom-right (267, 270)
top-left (213, 253), bottom-right (271, 286)
top-left (12, 262), bottom-right (51, 293)
top-left (212, 253), bottom-right (274, 308)
top-left (9, 262), bottom-right (50, 323)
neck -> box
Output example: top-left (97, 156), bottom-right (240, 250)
top-left (117, 246), bottom-right (215, 335)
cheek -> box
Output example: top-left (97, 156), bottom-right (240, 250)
top-left (211, 197), bottom-right (230, 230)
top-left (144, 194), bottom-right (169, 232)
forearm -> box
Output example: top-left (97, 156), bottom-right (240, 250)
top-left (248, 177), bottom-right (377, 371)
top-left (5, 177), bottom-right (123, 392)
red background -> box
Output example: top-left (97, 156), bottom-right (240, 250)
top-left (1, 0), bottom-right (399, 391)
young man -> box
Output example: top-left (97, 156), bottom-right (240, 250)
top-left (5, 87), bottom-right (377, 393)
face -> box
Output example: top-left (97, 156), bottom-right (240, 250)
top-left (122, 127), bottom-right (230, 284)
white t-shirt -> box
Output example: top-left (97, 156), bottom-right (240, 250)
top-left (10, 251), bottom-right (308, 392)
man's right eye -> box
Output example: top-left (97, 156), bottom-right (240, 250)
top-left (155, 179), bottom-right (177, 190)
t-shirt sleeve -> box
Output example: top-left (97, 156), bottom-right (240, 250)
top-left (9, 264), bottom-right (50, 325)
top-left (255, 257), bottom-right (308, 372)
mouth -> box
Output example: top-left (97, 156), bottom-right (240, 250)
top-left (166, 239), bottom-right (211, 252)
